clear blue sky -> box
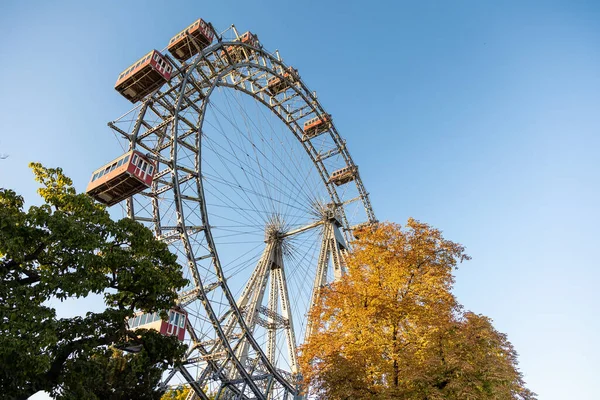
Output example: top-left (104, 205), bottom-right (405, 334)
top-left (1, 1), bottom-right (599, 399)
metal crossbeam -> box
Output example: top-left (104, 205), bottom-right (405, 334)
top-left (305, 217), bottom-right (348, 342)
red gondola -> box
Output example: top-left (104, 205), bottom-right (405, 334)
top-left (168, 18), bottom-right (214, 62)
top-left (266, 67), bottom-right (299, 96)
top-left (303, 114), bottom-right (332, 141)
top-left (329, 165), bottom-right (357, 186)
top-left (222, 31), bottom-right (259, 63)
top-left (114, 50), bottom-right (172, 103)
top-left (86, 150), bottom-right (156, 206)
top-left (128, 307), bottom-right (187, 342)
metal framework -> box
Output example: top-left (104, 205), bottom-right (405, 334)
top-left (108, 23), bottom-right (376, 399)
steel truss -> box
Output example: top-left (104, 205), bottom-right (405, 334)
top-left (108, 24), bottom-right (376, 399)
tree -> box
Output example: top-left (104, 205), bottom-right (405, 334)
top-left (161, 385), bottom-right (217, 400)
top-left (0, 163), bottom-right (188, 399)
top-left (161, 386), bottom-right (191, 400)
top-left (58, 345), bottom-right (184, 400)
top-left (299, 220), bottom-right (536, 400)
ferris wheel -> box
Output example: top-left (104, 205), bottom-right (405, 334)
top-left (87, 19), bottom-right (376, 399)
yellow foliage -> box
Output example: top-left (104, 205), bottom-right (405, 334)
top-left (161, 386), bottom-right (217, 400)
top-left (299, 220), bottom-right (535, 400)
top-left (161, 386), bottom-right (190, 400)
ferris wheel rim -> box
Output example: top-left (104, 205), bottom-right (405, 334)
top-left (112, 25), bottom-right (376, 398)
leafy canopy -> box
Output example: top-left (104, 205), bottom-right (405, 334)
top-left (161, 386), bottom-right (191, 400)
top-left (161, 385), bottom-right (216, 400)
top-left (299, 220), bottom-right (536, 400)
top-left (0, 163), bottom-right (188, 400)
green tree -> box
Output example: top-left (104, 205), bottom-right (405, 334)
top-left (299, 220), bottom-right (536, 400)
top-left (58, 345), bottom-right (184, 400)
top-left (0, 164), bottom-right (188, 400)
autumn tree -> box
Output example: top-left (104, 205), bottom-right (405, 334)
top-left (161, 386), bottom-right (191, 400)
top-left (161, 385), bottom-right (217, 400)
top-left (0, 164), bottom-right (188, 400)
top-left (299, 220), bottom-right (536, 400)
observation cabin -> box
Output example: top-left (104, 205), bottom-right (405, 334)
top-left (127, 308), bottom-right (187, 342)
top-left (168, 18), bottom-right (214, 62)
top-left (121, 308), bottom-right (187, 352)
top-left (303, 113), bottom-right (332, 140)
top-left (329, 165), bottom-right (358, 186)
top-left (86, 150), bottom-right (156, 206)
top-left (266, 66), bottom-right (299, 96)
top-left (115, 50), bottom-right (172, 103)
top-left (222, 31), bottom-right (259, 63)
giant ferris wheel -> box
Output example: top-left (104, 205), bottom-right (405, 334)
top-left (87, 19), bottom-right (376, 399)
